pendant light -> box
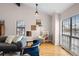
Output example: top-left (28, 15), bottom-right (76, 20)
top-left (35, 4), bottom-right (39, 16)
top-left (35, 3), bottom-right (42, 26)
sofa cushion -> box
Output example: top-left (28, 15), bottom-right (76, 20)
top-left (0, 43), bottom-right (17, 51)
top-left (5, 35), bottom-right (16, 44)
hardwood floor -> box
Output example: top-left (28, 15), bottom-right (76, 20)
top-left (39, 43), bottom-right (71, 56)
top-left (0, 42), bottom-right (71, 56)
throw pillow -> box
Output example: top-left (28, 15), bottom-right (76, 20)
top-left (5, 35), bottom-right (16, 44)
top-left (12, 36), bottom-right (18, 43)
top-left (13, 36), bottom-right (23, 43)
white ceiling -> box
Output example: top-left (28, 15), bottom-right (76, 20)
top-left (25, 3), bottom-right (74, 16)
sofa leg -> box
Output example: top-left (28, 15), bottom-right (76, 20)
top-left (20, 51), bottom-right (23, 56)
top-left (20, 49), bottom-right (24, 56)
top-left (2, 51), bottom-right (4, 56)
top-left (20, 51), bottom-right (22, 56)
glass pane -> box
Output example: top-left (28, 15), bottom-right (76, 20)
top-left (72, 16), bottom-right (76, 36)
top-left (71, 38), bottom-right (79, 55)
top-left (62, 36), bottom-right (70, 49)
top-left (66, 37), bottom-right (70, 49)
top-left (62, 36), bottom-right (66, 47)
top-left (63, 19), bottom-right (70, 35)
top-left (76, 15), bottom-right (79, 37)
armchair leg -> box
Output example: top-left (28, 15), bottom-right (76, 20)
top-left (20, 51), bottom-right (22, 56)
top-left (20, 49), bottom-right (24, 56)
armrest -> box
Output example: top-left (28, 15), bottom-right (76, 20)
top-left (0, 36), bottom-right (7, 42)
top-left (14, 41), bottom-right (22, 49)
top-left (14, 36), bottom-right (27, 48)
top-left (23, 46), bottom-right (38, 52)
top-left (32, 43), bottom-right (40, 48)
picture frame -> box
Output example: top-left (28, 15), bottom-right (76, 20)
top-left (26, 31), bottom-right (32, 36)
top-left (36, 19), bottom-right (41, 26)
top-left (31, 25), bottom-right (36, 30)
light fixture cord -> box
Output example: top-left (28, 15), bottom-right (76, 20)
top-left (36, 4), bottom-right (38, 13)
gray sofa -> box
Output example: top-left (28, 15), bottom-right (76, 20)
top-left (0, 36), bottom-right (26, 55)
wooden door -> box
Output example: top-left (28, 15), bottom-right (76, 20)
top-left (0, 20), bottom-right (5, 36)
top-left (0, 25), bottom-right (1, 35)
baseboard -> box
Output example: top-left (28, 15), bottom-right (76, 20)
top-left (60, 45), bottom-right (78, 56)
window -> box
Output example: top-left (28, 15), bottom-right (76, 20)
top-left (75, 15), bottom-right (79, 37)
top-left (71, 38), bottom-right (79, 55)
top-left (72, 16), bottom-right (76, 36)
top-left (63, 18), bottom-right (70, 35)
top-left (62, 14), bottom-right (79, 55)
top-left (72, 15), bottom-right (79, 37)
top-left (62, 36), bottom-right (70, 49)
top-left (62, 18), bottom-right (70, 50)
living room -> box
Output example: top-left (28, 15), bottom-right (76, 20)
top-left (0, 3), bottom-right (52, 56)
top-left (0, 2), bottom-right (79, 56)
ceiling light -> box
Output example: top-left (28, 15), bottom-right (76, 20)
top-left (35, 4), bottom-right (39, 15)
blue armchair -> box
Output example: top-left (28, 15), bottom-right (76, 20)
top-left (23, 39), bottom-right (41, 56)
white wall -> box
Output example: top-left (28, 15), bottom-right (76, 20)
top-left (52, 14), bottom-right (55, 44)
top-left (0, 3), bottom-right (52, 39)
top-left (52, 13), bottom-right (60, 45)
top-left (61, 3), bottom-right (79, 19)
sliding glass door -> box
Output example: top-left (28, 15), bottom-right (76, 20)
top-left (71, 15), bottom-right (79, 55)
top-left (62, 18), bottom-right (70, 50)
top-left (61, 14), bottom-right (79, 55)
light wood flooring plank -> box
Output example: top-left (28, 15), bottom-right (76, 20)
top-left (39, 43), bottom-right (71, 56)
